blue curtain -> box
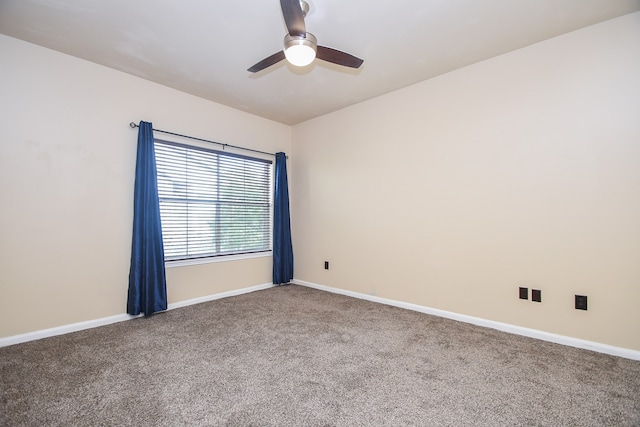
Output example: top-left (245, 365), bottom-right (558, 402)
top-left (127, 121), bottom-right (168, 316)
top-left (273, 152), bottom-right (294, 284)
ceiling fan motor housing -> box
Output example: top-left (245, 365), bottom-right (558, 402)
top-left (299, 0), bottom-right (309, 17)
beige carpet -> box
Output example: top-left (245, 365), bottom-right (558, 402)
top-left (1, 284), bottom-right (639, 426)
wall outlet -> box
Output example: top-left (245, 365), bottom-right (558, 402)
top-left (519, 287), bottom-right (529, 300)
top-left (575, 295), bottom-right (588, 310)
top-left (324, 261), bottom-right (329, 270)
top-left (532, 289), bottom-right (542, 303)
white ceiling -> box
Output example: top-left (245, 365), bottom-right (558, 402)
top-left (1, 0), bottom-right (639, 125)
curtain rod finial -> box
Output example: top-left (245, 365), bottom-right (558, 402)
top-left (130, 122), bottom-right (138, 128)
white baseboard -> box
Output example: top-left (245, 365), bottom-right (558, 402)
top-left (293, 279), bottom-right (640, 361)
top-left (5, 280), bottom-right (638, 361)
top-left (166, 282), bottom-right (275, 310)
top-left (0, 282), bottom-right (275, 348)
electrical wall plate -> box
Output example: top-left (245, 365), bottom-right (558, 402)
top-left (532, 289), bottom-right (542, 302)
top-left (519, 287), bottom-right (528, 300)
top-left (575, 295), bottom-right (588, 310)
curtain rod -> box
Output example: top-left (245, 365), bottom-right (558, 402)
top-left (129, 122), bottom-right (279, 158)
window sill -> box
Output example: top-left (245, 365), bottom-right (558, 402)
top-left (165, 251), bottom-right (272, 268)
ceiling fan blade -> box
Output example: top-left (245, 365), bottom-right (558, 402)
top-left (280, 0), bottom-right (306, 37)
top-left (247, 51), bottom-right (286, 73)
top-left (316, 46), bottom-right (364, 69)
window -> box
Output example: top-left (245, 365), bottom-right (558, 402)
top-left (154, 139), bottom-right (273, 261)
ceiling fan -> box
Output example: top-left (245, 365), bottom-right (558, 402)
top-left (247, 0), bottom-right (364, 73)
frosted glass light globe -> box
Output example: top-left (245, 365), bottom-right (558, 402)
top-left (284, 33), bottom-right (317, 67)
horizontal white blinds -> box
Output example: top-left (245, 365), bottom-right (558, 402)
top-left (154, 140), bottom-right (272, 261)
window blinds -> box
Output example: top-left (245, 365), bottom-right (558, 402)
top-left (154, 140), bottom-right (273, 261)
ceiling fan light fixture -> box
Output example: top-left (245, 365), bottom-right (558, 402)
top-left (283, 33), bottom-right (317, 67)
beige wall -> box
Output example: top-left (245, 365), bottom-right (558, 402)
top-left (0, 35), bottom-right (291, 338)
top-left (2, 13), bottom-right (639, 352)
top-left (291, 13), bottom-right (640, 351)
